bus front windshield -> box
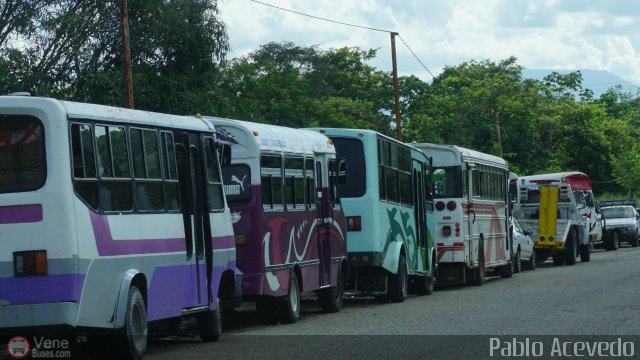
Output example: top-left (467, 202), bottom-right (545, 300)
top-left (432, 166), bottom-right (462, 199)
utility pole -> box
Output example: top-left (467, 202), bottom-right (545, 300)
top-left (120, 0), bottom-right (134, 108)
top-left (495, 111), bottom-right (503, 158)
top-left (390, 32), bottom-right (402, 141)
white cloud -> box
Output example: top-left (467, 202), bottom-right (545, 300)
top-left (218, 0), bottom-right (640, 83)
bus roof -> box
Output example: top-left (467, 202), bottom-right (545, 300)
top-left (412, 142), bottom-right (508, 169)
top-left (519, 172), bottom-right (592, 191)
top-left (309, 127), bottom-right (427, 157)
top-left (0, 96), bottom-right (213, 132)
top-left (204, 117), bottom-right (335, 157)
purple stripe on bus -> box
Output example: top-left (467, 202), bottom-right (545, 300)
top-left (0, 204), bottom-right (43, 224)
top-left (90, 212), bottom-right (234, 256)
top-left (146, 264), bottom-right (235, 321)
top-left (0, 273), bottom-right (84, 305)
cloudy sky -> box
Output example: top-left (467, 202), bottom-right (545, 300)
top-left (218, 0), bottom-right (640, 88)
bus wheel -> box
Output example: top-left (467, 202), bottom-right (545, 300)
top-left (318, 268), bottom-right (344, 313)
top-left (255, 297), bottom-right (278, 325)
top-left (579, 244), bottom-right (591, 262)
top-left (197, 299), bottom-right (221, 342)
top-left (388, 254), bottom-right (408, 302)
top-left (118, 286), bottom-right (147, 360)
top-left (564, 230), bottom-right (577, 266)
top-left (417, 257), bottom-right (437, 295)
top-left (278, 272), bottom-right (301, 324)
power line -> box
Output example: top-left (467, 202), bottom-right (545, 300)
top-left (398, 35), bottom-right (435, 79)
top-left (248, 0), bottom-right (436, 79)
top-left (248, 0), bottom-right (391, 33)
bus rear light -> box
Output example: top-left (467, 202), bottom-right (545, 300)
top-left (453, 242), bottom-right (464, 247)
top-left (435, 201), bottom-right (445, 211)
top-left (446, 201), bottom-right (457, 210)
top-left (437, 242), bottom-right (444, 247)
top-left (455, 231), bottom-right (460, 237)
top-left (442, 226), bottom-right (451, 237)
top-left (14, 250), bottom-right (48, 277)
top-left (347, 216), bottom-right (361, 231)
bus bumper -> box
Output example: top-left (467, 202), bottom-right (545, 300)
top-left (0, 302), bottom-right (77, 328)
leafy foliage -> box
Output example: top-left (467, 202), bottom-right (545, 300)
top-left (1, 3), bottom-right (638, 196)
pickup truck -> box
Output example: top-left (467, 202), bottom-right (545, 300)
top-left (599, 200), bottom-right (640, 250)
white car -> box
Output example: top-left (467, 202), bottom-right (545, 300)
top-left (511, 217), bottom-right (535, 272)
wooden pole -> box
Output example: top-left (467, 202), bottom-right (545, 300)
top-left (120, 0), bottom-right (134, 108)
top-left (390, 32), bottom-right (402, 141)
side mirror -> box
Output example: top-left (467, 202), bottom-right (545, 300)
top-left (337, 157), bottom-right (347, 184)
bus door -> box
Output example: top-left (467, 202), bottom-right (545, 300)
top-left (175, 132), bottom-right (213, 309)
top-left (316, 157), bottom-right (331, 287)
top-left (413, 163), bottom-right (427, 272)
top-left (467, 164), bottom-right (477, 264)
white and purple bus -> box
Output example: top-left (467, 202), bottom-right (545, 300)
top-left (205, 117), bottom-right (348, 325)
top-left (0, 96), bottom-right (238, 359)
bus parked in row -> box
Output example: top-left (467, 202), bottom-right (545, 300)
top-left (312, 129), bottom-right (437, 302)
top-left (206, 117), bottom-right (348, 324)
top-left (413, 143), bottom-right (514, 285)
top-left (0, 96), bottom-right (238, 360)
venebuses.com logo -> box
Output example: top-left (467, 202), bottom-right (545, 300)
top-left (5, 336), bottom-right (72, 359)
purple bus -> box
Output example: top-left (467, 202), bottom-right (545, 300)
top-left (204, 117), bottom-right (348, 324)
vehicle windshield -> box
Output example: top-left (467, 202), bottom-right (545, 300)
top-left (330, 137), bottom-right (366, 198)
top-left (601, 207), bottom-right (636, 219)
top-left (431, 166), bottom-right (462, 199)
top-left (0, 115), bottom-right (46, 193)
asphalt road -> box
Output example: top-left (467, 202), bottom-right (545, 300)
top-left (144, 246), bottom-right (640, 359)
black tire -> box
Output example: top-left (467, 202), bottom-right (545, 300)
top-left (255, 297), bottom-right (278, 325)
top-left (514, 248), bottom-right (522, 274)
top-left (388, 254), bottom-right (408, 303)
top-left (580, 244), bottom-right (591, 262)
top-left (415, 259), bottom-right (436, 296)
top-left (317, 269), bottom-right (344, 313)
top-left (564, 230), bottom-right (577, 266)
top-left (117, 286), bottom-right (147, 360)
top-left (472, 241), bottom-right (485, 286)
top-left (527, 249), bottom-right (536, 271)
top-left (197, 299), bottom-right (221, 342)
top-left (630, 233), bottom-right (639, 248)
top-left (277, 272), bottom-right (301, 324)
top-left (611, 232), bottom-right (620, 251)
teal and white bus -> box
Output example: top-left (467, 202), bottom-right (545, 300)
top-left (310, 129), bottom-right (436, 302)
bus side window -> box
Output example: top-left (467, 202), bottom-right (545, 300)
top-left (131, 128), bottom-right (163, 211)
top-left (204, 137), bottom-right (224, 211)
top-left (70, 123), bottom-right (99, 210)
top-left (284, 156), bottom-right (304, 211)
top-left (161, 131), bottom-right (180, 211)
top-left (261, 154), bottom-right (283, 210)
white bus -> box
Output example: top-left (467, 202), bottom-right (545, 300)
top-left (413, 143), bottom-right (514, 285)
top-left (0, 96), bottom-right (238, 359)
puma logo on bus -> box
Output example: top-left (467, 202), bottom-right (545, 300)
top-left (231, 175), bottom-right (246, 191)
top-left (224, 174), bottom-right (246, 196)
